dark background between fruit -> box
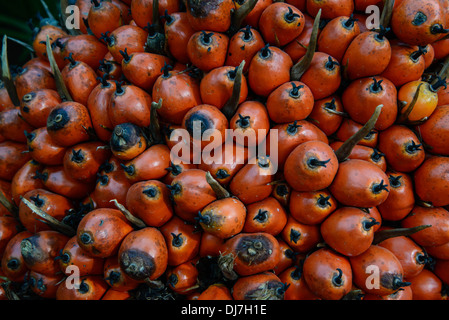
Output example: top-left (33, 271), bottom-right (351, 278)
top-left (0, 0), bottom-right (60, 67)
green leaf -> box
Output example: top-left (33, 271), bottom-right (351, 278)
top-left (0, 0), bottom-right (60, 66)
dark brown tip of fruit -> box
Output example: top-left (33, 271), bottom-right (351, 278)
top-left (236, 234), bottom-right (274, 266)
top-left (120, 248), bottom-right (156, 281)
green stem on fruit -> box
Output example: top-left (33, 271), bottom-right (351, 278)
top-left (110, 199), bottom-right (147, 229)
top-left (373, 225), bottom-right (432, 245)
top-left (40, 0), bottom-right (56, 21)
top-left (380, 0), bottom-right (395, 29)
top-left (437, 54), bottom-right (449, 81)
top-left (20, 196), bottom-right (76, 237)
top-left (45, 35), bottom-right (73, 101)
top-left (206, 171), bottom-right (230, 199)
top-left (290, 9), bottom-right (321, 81)
top-left (149, 98), bottom-right (163, 145)
top-left (152, 0), bottom-right (161, 32)
top-left (0, 188), bottom-right (19, 220)
top-left (222, 60), bottom-right (245, 120)
top-left (397, 82), bottom-right (423, 123)
top-left (334, 104), bottom-right (383, 162)
top-left (228, 0), bottom-right (258, 36)
top-left (1, 36), bottom-right (20, 106)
